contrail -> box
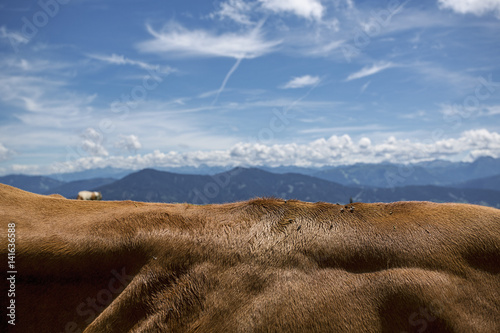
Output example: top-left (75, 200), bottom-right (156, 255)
top-left (212, 18), bottom-right (269, 105)
top-left (212, 57), bottom-right (243, 105)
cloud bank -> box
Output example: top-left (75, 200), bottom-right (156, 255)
top-left (5, 129), bottom-right (500, 175)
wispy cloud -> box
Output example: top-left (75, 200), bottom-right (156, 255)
top-left (411, 61), bottom-right (477, 93)
top-left (88, 53), bottom-right (174, 74)
top-left (137, 19), bottom-right (281, 105)
top-left (282, 75), bottom-right (321, 89)
top-left (305, 40), bottom-right (344, 57)
top-left (1, 56), bottom-right (75, 74)
top-left (0, 74), bottom-right (96, 117)
top-left (298, 124), bottom-right (387, 135)
top-left (439, 103), bottom-right (500, 119)
top-left (398, 110), bottom-right (427, 120)
top-left (360, 81), bottom-right (371, 93)
top-left (0, 26), bottom-right (29, 47)
top-left (485, 105), bottom-right (500, 115)
top-left (345, 62), bottom-right (396, 81)
top-left (0, 143), bottom-right (14, 162)
top-left (137, 21), bottom-right (281, 59)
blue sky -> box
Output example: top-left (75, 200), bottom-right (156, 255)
top-left (1, 0), bottom-right (500, 175)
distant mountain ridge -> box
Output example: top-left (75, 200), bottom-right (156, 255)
top-left (93, 167), bottom-right (355, 204)
top-left (312, 156), bottom-right (500, 188)
top-left (45, 178), bottom-right (117, 199)
top-left (452, 174), bottom-right (500, 191)
top-left (38, 156), bottom-right (500, 188)
top-left (1, 157), bottom-right (499, 207)
top-left (0, 175), bottom-right (64, 194)
top-left (92, 168), bottom-right (500, 207)
top-left (0, 175), bottom-right (115, 198)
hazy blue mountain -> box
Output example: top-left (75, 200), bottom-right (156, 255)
top-left (37, 156), bottom-right (500, 188)
top-left (420, 156), bottom-right (500, 184)
top-left (353, 185), bottom-right (500, 207)
top-left (259, 166), bottom-right (324, 176)
top-left (93, 168), bottom-right (500, 207)
top-left (49, 167), bottom-right (133, 182)
top-left (96, 169), bottom-right (213, 203)
top-left (452, 174), bottom-right (500, 191)
top-left (0, 175), bottom-right (117, 198)
top-left (96, 167), bottom-right (355, 204)
top-left (156, 165), bottom-right (233, 175)
top-left (0, 175), bottom-right (64, 194)
top-left (313, 157), bottom-right (500, 188)
top-left (193, 167), bottom-right (355, 204)
top-left (313, 163), bottom-right (440, 188)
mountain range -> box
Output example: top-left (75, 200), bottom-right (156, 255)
top-left (42, 156), bottom-right (500, 187)
top-left (1, 157), bottom-right (499, 207)
top-left (94, 168), bottom-right (500, 207)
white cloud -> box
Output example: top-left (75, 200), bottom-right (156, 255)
top-left (81, 140), bottom-right (108, 157)
top-left (9, 129), bottom-right (500, 175)
top-left (137, 21), bottom-right (281, 59)
top-left (211, 0), bottom-right (255, 25)
top-left (211, 0), bottom-right (325, 23)
top-left (358, 137), bottom-right (371, 149)
top-left (259, 0), bottom-right (324, 20)
top-left (116, 134), bottom-right (142, 153)
top-left (346, 62), bottom-right (396, 81)
top-left (438, 0), bottom-right (500, 18)
top-left (282, 75), bottom-right (321, 89)
top-left (80, 128), bottom-right (108, 157)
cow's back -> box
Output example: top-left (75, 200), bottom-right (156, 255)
top-left (0, 184), bottom-right (499, 332)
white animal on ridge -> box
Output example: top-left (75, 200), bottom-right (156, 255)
top-left (77, 191), bottom-right (102, 200)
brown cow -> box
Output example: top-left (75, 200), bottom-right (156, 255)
top-left (1, 183), bottom-right (499, 333)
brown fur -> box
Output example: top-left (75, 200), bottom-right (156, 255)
top-left (0, 183), bottom-right (499, 332)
